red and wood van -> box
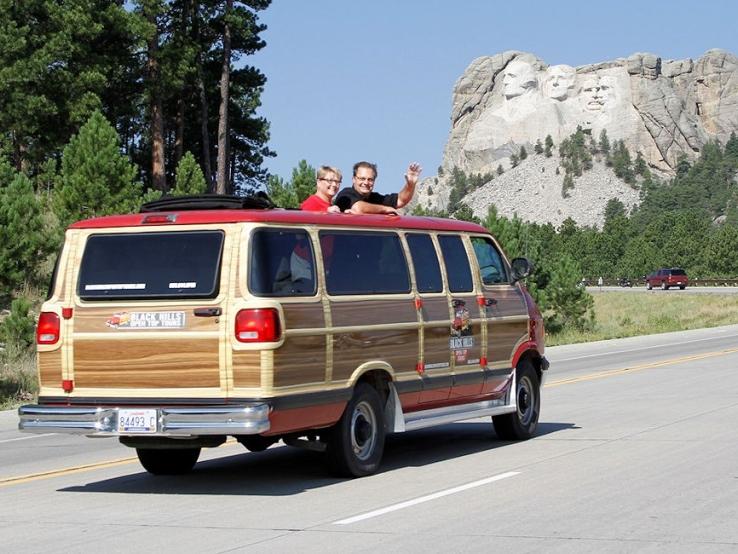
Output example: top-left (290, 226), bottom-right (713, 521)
top-left (19, 195), bottom-right (549, 477)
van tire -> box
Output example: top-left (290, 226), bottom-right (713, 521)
top-left (326, 383), bottom-right (385, 477)
top-left (493, 360), bottom-right (540, 440)
top-left (136, 447), bottom-right (200, 475)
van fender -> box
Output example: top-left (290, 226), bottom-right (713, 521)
top-left (346, 362), bottom-right (403, 433)
top-left (512, 341), bottom-right (538, 369)
top-left (346, 361), bottom-right (396, 388)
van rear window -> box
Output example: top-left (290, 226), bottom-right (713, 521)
top-left (78, 231), bottom-right (224, 300)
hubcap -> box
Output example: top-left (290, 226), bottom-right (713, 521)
top-left (351, 401), bottom-right (377, 461)
top-left (517, 376), bottom-right (536, 426)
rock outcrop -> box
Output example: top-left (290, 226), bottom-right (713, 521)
top-left (444, 49), bottom-right (737, 176)
top-left (420, 50), bottom-right (738, 228)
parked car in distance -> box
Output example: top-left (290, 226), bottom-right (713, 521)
top-left (646, 268), bottom-right (688, 290)
top-left (618, 277), bottom-right (633, 287)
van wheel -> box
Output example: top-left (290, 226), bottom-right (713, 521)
top-left (646, 282), bottom-right (652, 290)
top-left (326, 383), bottom-right (385, 477)
top-left (661, 282), bottom-right (668, 290)
top-left (136, 447), bottom-right (200, 475)
top-left (493, 360), bottom-right (540, 440)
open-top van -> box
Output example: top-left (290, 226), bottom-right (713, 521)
top-left (19, 195), bottom-right (549, 477)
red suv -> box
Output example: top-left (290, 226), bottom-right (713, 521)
top-left (646, 268), bottom-right (688, 290)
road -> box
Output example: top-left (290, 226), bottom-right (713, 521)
top-left (2, 324), bottom-right (738, 553)
top-left (590, 285), bottom-right (738, 294)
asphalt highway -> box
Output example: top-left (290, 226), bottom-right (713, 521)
top-left (2, 324), bottom-right (738, 552)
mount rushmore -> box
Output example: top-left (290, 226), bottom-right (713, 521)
top-left (416, 49), bottom-right (738, 227)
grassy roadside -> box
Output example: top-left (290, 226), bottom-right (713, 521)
top-left (0, 353), bottom-right (37, 410)
top-left (547, 292), bottom-right (738, 346)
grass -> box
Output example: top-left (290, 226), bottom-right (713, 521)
top-left (547, 292), bottom-right (738, 346)
top-left (0, 352), bottom-right (38, 410)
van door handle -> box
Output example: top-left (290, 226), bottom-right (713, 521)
top-left (194, 307), bottom-right (222, 317)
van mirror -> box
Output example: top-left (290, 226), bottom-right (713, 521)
top-left (510, 257), bottom-right (533, 283)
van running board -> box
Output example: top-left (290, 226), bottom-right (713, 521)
top-left (386, 386), bottom-right (516, 433)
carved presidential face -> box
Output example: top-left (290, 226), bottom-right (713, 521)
top-left (502, 60), bottom-right (538, 100)
top-left (580, 75), bottom-right (615, 112)
top-left (543, 65), bottom-right (576, 100)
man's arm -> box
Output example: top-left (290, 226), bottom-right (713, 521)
top-left (349, 201), bottom-right (399, 215)
top-left (395, 162), bottom-right (422, 208)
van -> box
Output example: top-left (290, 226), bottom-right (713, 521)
top-left (19, 195), bottom-right (549, 477)
top-left (645, 268), bottom-right (688, 290)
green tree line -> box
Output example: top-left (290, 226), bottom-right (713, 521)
top-left (1, 0), bottom-right (273, 195)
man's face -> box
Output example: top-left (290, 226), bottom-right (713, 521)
top-left (352, 166), bottom-right (376, 197)
top-left (502, 60), bottom-right (537, 100)
top-left (316, 171), bottom-right (341, 200)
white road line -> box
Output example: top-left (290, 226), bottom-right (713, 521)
top-left (0, 433), bottom-right (56, 444)
top-left (332, 471), bottom-right (520, 525)
top-left (553, 334), bottom-right (736, 363)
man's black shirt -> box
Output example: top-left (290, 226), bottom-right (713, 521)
top-left (334, 187), bottom-right (398, 212)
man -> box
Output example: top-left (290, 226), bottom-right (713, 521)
top-left (334, 161), bottom-right (422, 215)
top-left (300, 165), bottom-right (342, 212)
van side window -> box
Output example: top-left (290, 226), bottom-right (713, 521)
top-left (438, 235), bottom-right (473, 292)
top-left (406, 234), bottom-right (442, 293)
top-left (320, 231), bottom-right (410, 295)
top-left (249, 228), bottom-right (316, 296)
top-left (471, 236), bottom-right (508, 285)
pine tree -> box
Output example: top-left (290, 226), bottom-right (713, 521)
top-left (598, 129), bottom-right (611, 158)
top-left (172, 152), bottom-right (208, 195)
top-left (634, 151), bottom-right (648, 177)
top-left (541, 253), bottom-right (594, 333)
top-left (534, 139), bottom-right (543, 155)
top-left (725, 132), bottom-right (738, 165)
top-left (291, 160), bottom-right (318, 205)
top-left (0, 297), bottom-right (35, 360)
top-left (510, 153), bottom-right (520, 168)
top-left (53, 111), bottom-right (142, 228)
top-left (0, 1), bottom-right (139, 174)
top-left (496, 164), bottom-right (504, 175)
top-left (544, 135), bottom-right (554, 157)
top-left (266, 174), bottom-right (295, 207)
top-left (561, 173), bottom-right (574, 198)
top-left (452, 203), bottom-right (480, 224)
top-left (0, 173), bottom-right (51, 297)
top-left (265, 159), bottom-right (316, 208)
top-left (519, 146), bottom-right (528, 160)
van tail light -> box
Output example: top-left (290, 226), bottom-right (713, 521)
top-left (37, 312), bottom-right (61, 345)
top-left (235, 309), bottom-right (281, 343)
top-left (529, 318), bottom-right (537, 342)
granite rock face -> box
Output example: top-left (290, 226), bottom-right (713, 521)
top-left (444, 49), bottom-right (738, 175)
top-left (427, 49), bottom-right (738, 227)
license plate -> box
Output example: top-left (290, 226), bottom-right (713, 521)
top-left (118, 409), bottom-right (158, 433)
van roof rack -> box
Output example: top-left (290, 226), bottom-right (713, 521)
top-left (140, 192), bottom-right (275, 213)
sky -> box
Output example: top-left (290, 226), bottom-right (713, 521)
top-left (251, 0), bottom-right (738, 194)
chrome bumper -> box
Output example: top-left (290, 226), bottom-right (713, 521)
top-left (18, 404), bottom-right (270, 437)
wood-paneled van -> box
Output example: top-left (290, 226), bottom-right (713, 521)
top-left (19, 195), bottom-right (549, 477)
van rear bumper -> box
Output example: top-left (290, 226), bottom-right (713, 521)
top-left (18, 403), bottom-right (270, 437)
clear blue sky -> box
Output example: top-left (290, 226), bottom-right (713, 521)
top-left (251, 0), bottom-right (738, 194)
